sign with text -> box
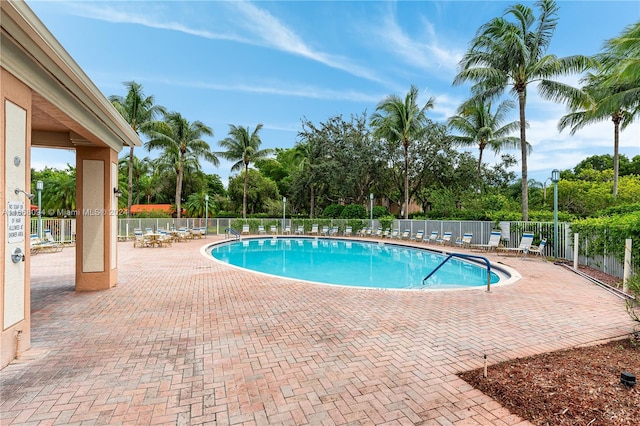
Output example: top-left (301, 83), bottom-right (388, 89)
top-left (7, 201), bottom-right (26, 243)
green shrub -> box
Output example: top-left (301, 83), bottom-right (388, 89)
top-left (340, 204), bottom-right (367, 219)
top-left (625, 274), bottom-right (640, 345)
top-left (372, 205), bottom-right (389, 218)
top-left (132, 210), bottom-right (172, 218)
top-left (323, 204), bottom-right (345, 218)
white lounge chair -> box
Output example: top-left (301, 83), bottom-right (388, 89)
top-left (470, 231), bottom-right (502, 252)
top-left (344, 226), bottom-right (353, 237)
top-left (524, 238), bottom-right (547, 259)
top-left (309, 224), bottom-right (319, 235)
top-left (454, 233), bottom-right (473, 249)
top-left (241, 224), bottom-right (250, 235)
top-left (436, 231), bottom-right (453, 245)
top-left (411, 230), bottom-right (424, 243)
top-left (498, 232), bottom-right (535, 256)
top-left (258, 225), bottom-right (266, 235)
top-left (426, 231), bottom-right (439, 244)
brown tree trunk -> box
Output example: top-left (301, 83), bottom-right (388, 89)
top-left (518, 89), bottom-right (529, 221)
top-left (127, 146), bottom-right (134, 218)
top-left (175, 164), bottom-right (183, 219)
top-left (403, 142), bottom-right (409, 220)
top-left (243, 163), bottom-right (248, 219)
top-left (612, 114), bottom-right (620, 198)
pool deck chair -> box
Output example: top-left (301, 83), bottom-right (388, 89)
top-left (411, 230), bottom-right (424, 243)
top-left (309, 224), bottom-right (319, 235)
top-left (400, 229), bottom-right (411, 240)
top-left (498, 232), bottom-right (535, 256)
top-left (42, 230), bottom-right (64, 252)
top-left (524, 238), bottom-right (547, 259)
top-left (328, 226), bottom-right (339, 236)
top-left (455, 233), bottom-right (473, 249)
top-left (470, 231), bottom-right (501, 252)
top-left (270, 225), bottom-right (278, 235)
top-left (258, 225), bottom-right (266, 235)
top-left (426, 231), bottom-right (439, 244)
top-left (294, 225), bottom-right (304, 235)
top-left (344, 226), bottom-right (353, 237)
top-left (241, 224), bottom-right (250, 235)
top-left (283, 225), bottom-right (291, 235)
top-left (320, 225), bottom-right (329, 236)
top-left (436, 231), bottom-right (452, 245)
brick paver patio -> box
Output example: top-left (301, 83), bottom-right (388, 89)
top-left (1, 235), bottom-right (634, 425)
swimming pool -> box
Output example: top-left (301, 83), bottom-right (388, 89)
top-left (207, 237), bottom-right (507, 290)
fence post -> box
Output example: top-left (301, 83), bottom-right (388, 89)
top-left (623, 238), bottom-right (632, 293)
top-left (573, 233), bottom-right (579, 270)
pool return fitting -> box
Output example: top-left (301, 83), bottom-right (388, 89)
top-left (423, 253), bottom-right (493, 292)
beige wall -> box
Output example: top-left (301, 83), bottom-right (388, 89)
top-left (1, 69), bottom-right (32, 369)
top-left (75, 147), bottom-right (118, 291)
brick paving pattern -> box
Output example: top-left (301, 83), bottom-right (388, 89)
top-left (1, 235), bottom-right (633, 425)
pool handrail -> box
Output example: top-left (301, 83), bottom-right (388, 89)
top-left (225, 227), bottom-right (241, 241)
top-left (423, 253), bottom-right (493, 292)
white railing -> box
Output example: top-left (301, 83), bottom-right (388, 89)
top-left (31, 217), bottom-right (632, 279)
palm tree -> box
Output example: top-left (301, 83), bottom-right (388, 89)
top-left (109, 81), bottom-right (165, 218)
top-left (146, 112), bottom-right (218, 218)
top-left (557, 73), bottom-right (635, 197)
top-left (45, 166), bottom-right (76, 213)
top-left (597, 21), bottom-right (640, 116)
top-left (447, 98), bottom-right (521, 179)
top-left (370, 85), bottom-right (435, 219)
top-left (218, 124), bottom-right (273, 218)
top-left (453, 0), bottom-right (593, 220)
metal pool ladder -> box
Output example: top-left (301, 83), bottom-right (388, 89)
top-left (225, 227), bottom-right (240, 241)
top-left (423, 253), bottom-right (493, 292)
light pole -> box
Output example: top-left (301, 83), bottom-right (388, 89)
top-left (36, 180), bottom-right (43, 239)
top-left (282, 197), bottom-right (286, 232)
top-left (369, 193), bottom-right (374, 230)
top-left (204, 194), bottom-right (209, 236)
top-left (551, 169), bottom-right (560, 258)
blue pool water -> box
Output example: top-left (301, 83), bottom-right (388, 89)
top-left (209, 237), bottom-right (501, 290)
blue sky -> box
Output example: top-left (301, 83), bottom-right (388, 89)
top-left (28, 0), bottom-right (639, 188)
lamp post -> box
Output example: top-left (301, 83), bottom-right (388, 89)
top-left (369, 193), bottom-right (374, 230)
top-left (282, 197), bottom-right (286, 231)
top-left (204, 194), bottom-right (209, 236)
top-left (551, 169), bottom-right (560, 258)
top-left (36, 180), bottom-right (43, 239)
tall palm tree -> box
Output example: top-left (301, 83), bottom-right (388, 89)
top-left (556, 73), bottom-right (635, 197)
top-left (109, 81), bottom-right (165, 218)
top-left (453, 0), bottom-right (593, 220)
top-left (370, 85), bottom-right (435, 219)
top-left (597, 21), bottom-right (640, 116)
top-left (145, 112), bottom-right (218, 218)
top-left (218, 124), bottom-right (272, 218)
top-left (447, 98), bottom-right (521, 179)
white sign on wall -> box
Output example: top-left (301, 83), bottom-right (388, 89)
top-left (7, 201), bottom-right (26, 243)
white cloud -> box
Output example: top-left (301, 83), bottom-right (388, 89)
top-left (371, 8), bottom-right (463, 77)
top-left (70, 1), bottom-right (385, 85)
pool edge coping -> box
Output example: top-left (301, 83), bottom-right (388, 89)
top-left (199, 236), bottom-right (522, 292)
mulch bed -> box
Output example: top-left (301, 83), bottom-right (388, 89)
top-left (460, 266), bottom-right (640, 425)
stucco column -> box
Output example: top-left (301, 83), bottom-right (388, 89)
top-left (75, 146), bottom-right (119, 291)
top-left (1, 71), bottom-right (32, 368)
